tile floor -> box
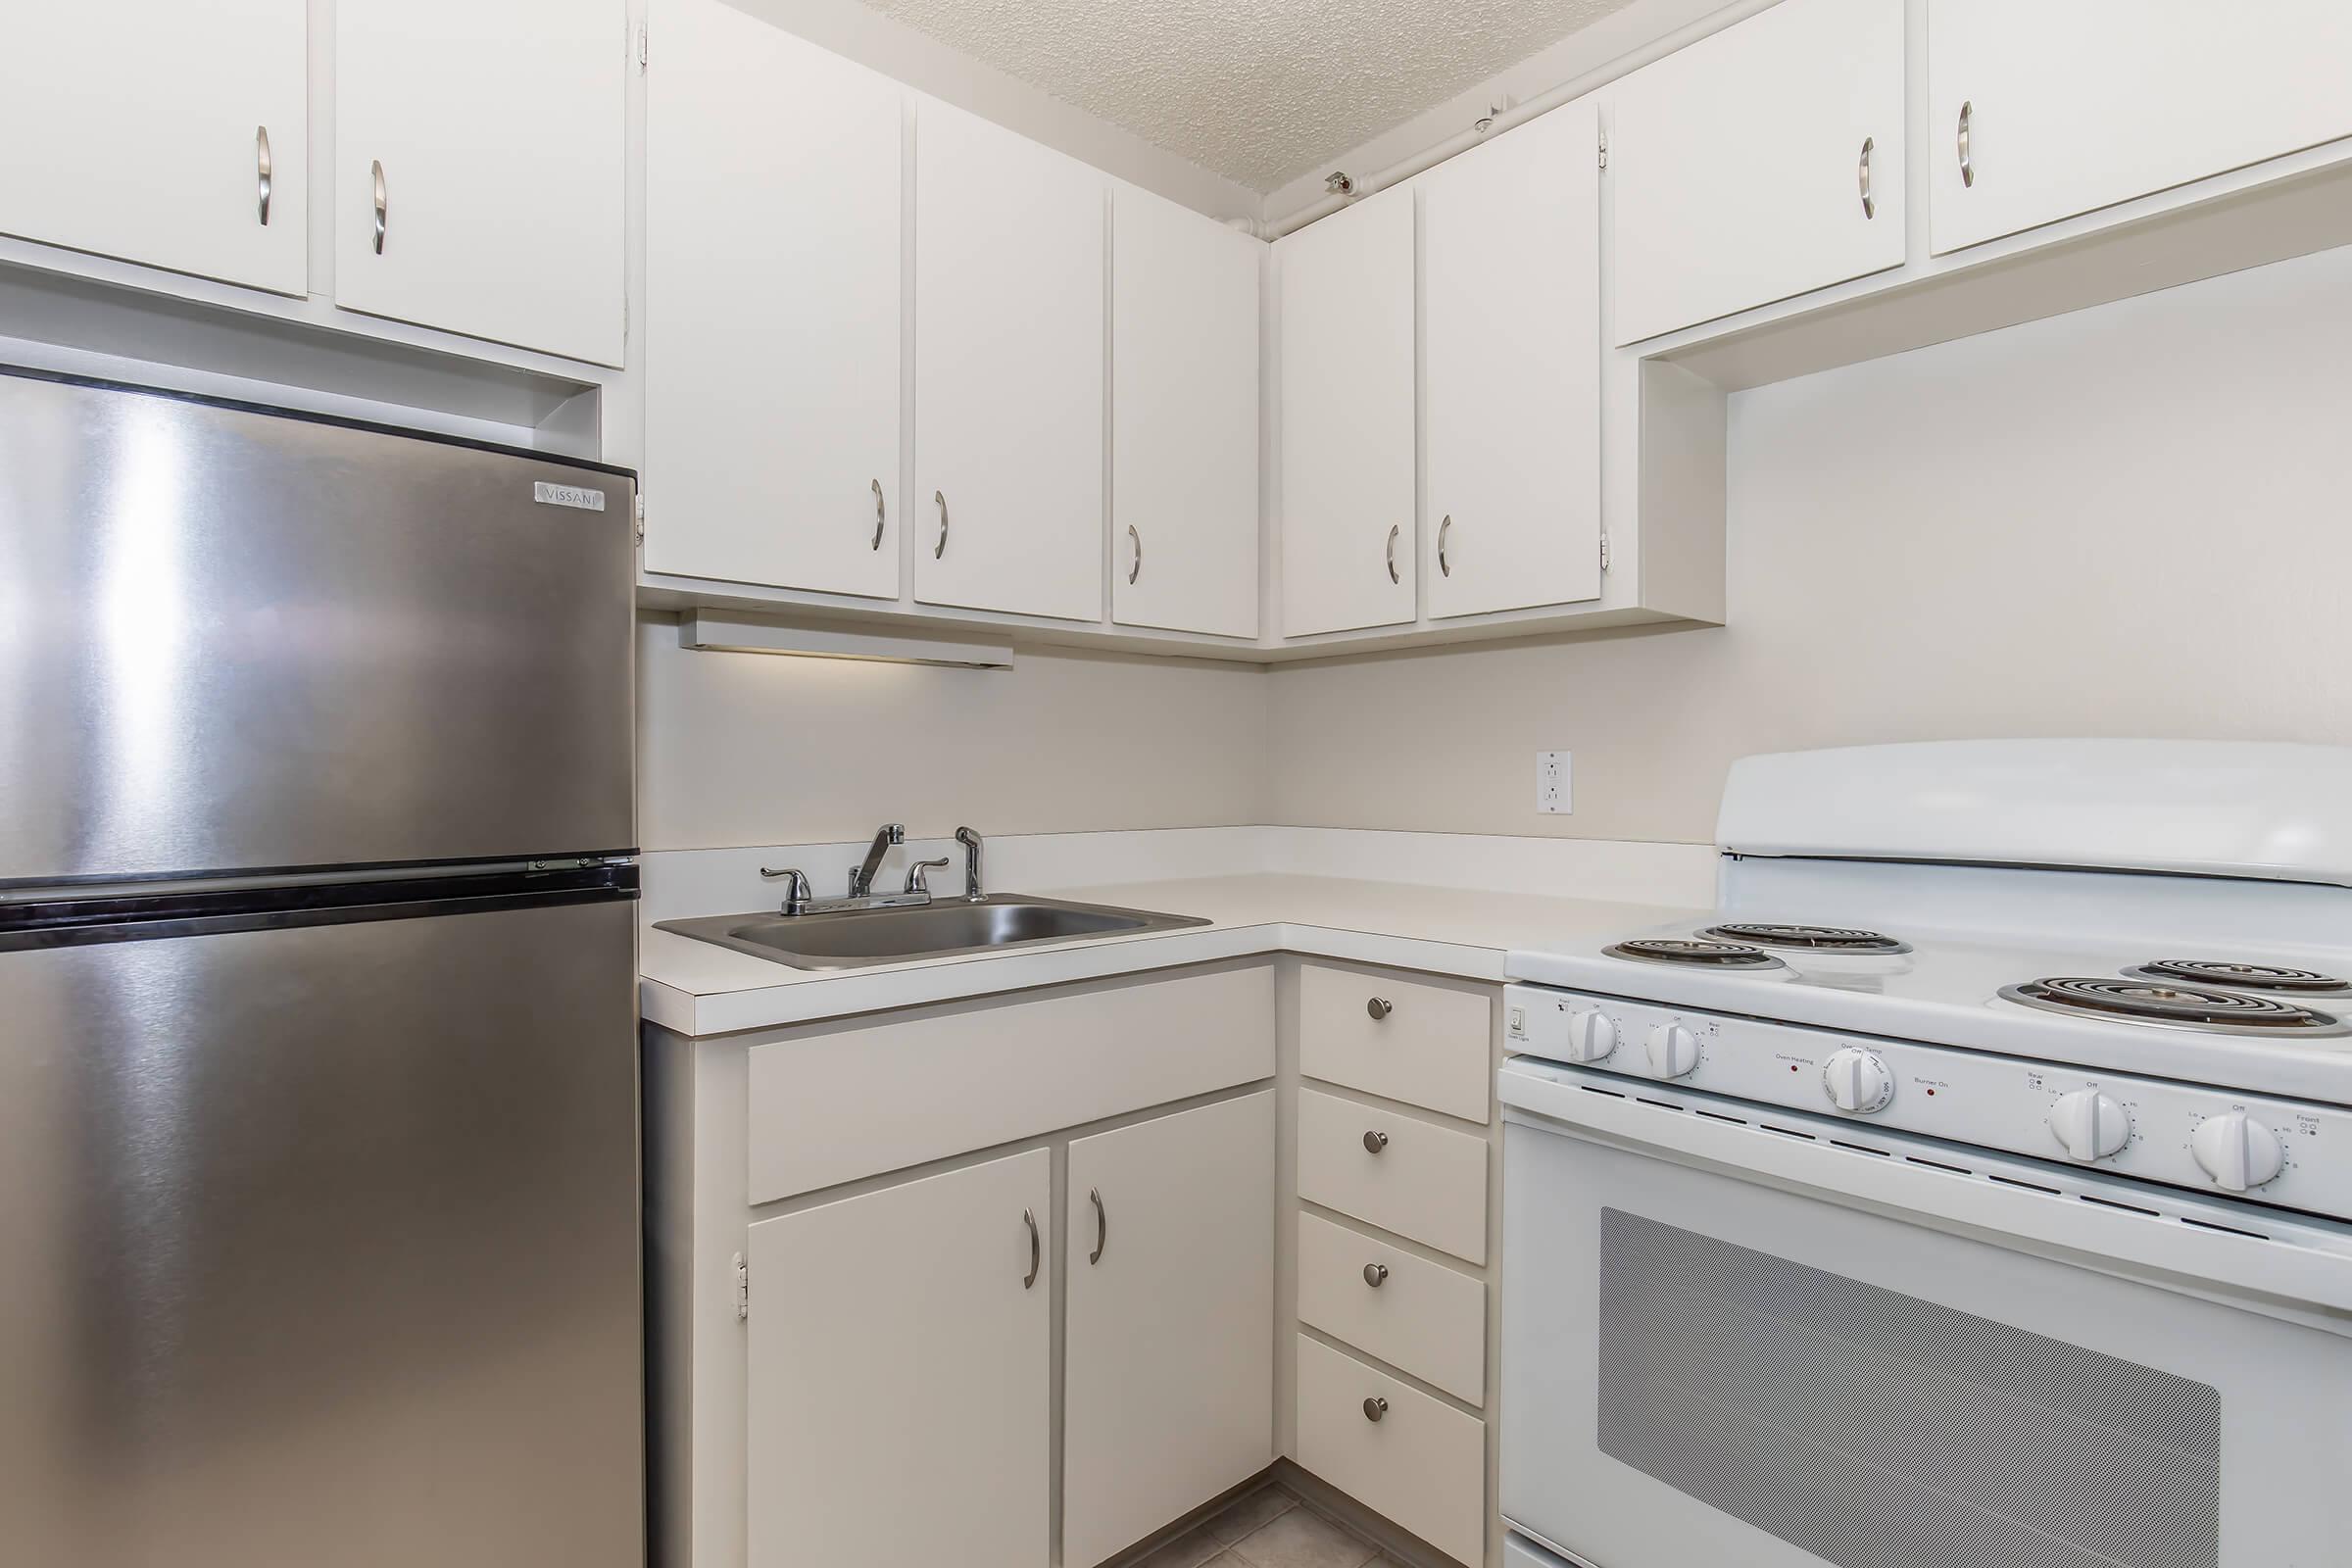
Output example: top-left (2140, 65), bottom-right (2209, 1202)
top-left (1126, 1481), bottom-right (1410, 1568)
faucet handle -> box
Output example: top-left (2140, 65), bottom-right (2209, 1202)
top-left (760, 866), bottom-right (812, 914)
top-left (905, 857), bottom-right (952, 896)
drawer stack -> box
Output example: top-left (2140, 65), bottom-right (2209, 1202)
top-left (1291, 962), bottom-right (1494, 1567)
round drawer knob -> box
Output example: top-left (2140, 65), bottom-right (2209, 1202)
top-left (1363, 1262), bottom-right (1390, 1288)
top-left (1362, 1396), bottom-right (1389, 1423)
top-left (1366, 997), bottom-right (1394, 1020)
top-left (1362, 1130), bottom-right (1390, 1154)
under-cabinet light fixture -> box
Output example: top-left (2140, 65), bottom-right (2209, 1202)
top-left (677, 611), bottom-right (1014, 669)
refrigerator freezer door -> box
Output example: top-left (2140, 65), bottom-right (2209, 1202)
top-left (0, 896), bottom-right (642, 1568)
top-left (0, 370), bottom-right (635, 883)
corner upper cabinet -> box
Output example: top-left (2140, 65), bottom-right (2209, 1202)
top-left (1423, 98), bottom-right (1602, 619)
top-left (2, 0), bottom-right (307, 294)
top-left (643, 0), bottom-right (901, 598)
top-left (747, 1150), bottom-right (1052, 1568)
top-left (914, 99), bottom-right (1106, 623)
top-left (1276, 183), bottom-right (1415, 638)
top-left (1927, 0), bottom-right (2352, 255)
top-left (1610, 0), bottom-right (1904, 345)
top-left (1110, 184), bottom-right (1262, 640)
top-left (335, 0), bottom-right (626, 366)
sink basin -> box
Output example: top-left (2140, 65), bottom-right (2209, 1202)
top-left (655, 893), bottom-right (1210, 971)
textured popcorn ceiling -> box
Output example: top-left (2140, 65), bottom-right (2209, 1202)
top-left (854, 0), bottom-right (1643, 192)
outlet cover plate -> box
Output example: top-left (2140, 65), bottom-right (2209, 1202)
top-left (1539, 751), bottom-right (1571, 814)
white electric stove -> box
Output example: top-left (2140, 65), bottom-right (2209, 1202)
top-left (1497, 740), bottom-right (2352, 1568)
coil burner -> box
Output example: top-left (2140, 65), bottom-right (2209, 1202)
top-left (1603, 938), bottom-right (1787, 970)
top-left (2002, 976), bottom-right (2351, 1038)
top-left (1701, 923), bottom-right (1911, 955)
top-left (2123, 960), bottom-right (2350, 996)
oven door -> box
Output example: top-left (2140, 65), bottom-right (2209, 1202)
top-left (1499, 1059), bottom-right (2352, 1568)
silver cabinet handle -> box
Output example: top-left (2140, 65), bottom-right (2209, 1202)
top-left (1858, 135), bottom-right (1876, 219)
top-left (1385, 524), bottom-right (1399, 584)
top-left (1362, 1396), bottom-right (1389, 1423)
top-left (1362, 1130), bottom-right (1390, 1154)
top-left (870, 479), bottom-right (885, 551)
top-left (1088, 1187), bottom-right (1107, 1264)
top-left (933, 490), bottom-right (949, 559)
top-left (1957, 101), bottom-right (1974, 188)
top-left (1363, 1262), bottom-right (1390, 1288)
top-left (370, 160), bottom-right (388, 254)
top-left (255, 125), bottom-right (273, 226)
top-left (1022, 1207), bottom-right (1040, 1289)
top-left (1366, 997), bottom-right (1394, 1020)
top-left (1127, 524), bottom-right (1142, 585)
top-left (1437, 515), bottom-right (1452, 577)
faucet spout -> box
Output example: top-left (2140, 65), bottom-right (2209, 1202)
top-left (850, 823), bottom-right (906, 897)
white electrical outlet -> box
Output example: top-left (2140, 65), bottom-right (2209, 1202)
top-left (1538, 751), bottom-right (1572, 813)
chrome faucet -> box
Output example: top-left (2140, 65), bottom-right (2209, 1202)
top-left (956, 826), bottom-right (984, 900)
top-left (850, 823), bottom-right (905, 898)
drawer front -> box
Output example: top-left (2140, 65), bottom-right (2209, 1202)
top-left (1296, 1334), bottom-right (1485, 1567)
top-left (1297, 1090), bottom-right (1488, 1265)
top-left (1298, 1212), bottom-right (1486, 1405)
top-left (1299, 963), bottom-right (1492, 1123)
top-left (748, 964), bottom-right (1274, 1202)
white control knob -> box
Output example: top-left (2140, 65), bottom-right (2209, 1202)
top-left (2048, 1090), bottom-right (2132, 1162)
top-left (1821, 1049), bottom-right (1893, 1114)
top-left (1645, 1022), bottom-right (1700, 1079)
top-left (2191, 1111), bottom-right (2285, 1192)
top-left (1566, 1008), bottom-right (1619, 1063)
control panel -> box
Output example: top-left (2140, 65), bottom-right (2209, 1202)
top-left (1505, 983), bottom-right (2352, 1221)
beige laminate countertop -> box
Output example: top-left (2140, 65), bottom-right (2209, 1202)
top-left (639, 872), bottom-right (1697, 1038)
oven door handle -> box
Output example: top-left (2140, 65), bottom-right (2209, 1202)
top-left (1501, 1063), bottom-right (2352, 1319)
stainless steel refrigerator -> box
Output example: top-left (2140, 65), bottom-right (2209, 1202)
top-left (0, 368), bottom-right (644, 1567)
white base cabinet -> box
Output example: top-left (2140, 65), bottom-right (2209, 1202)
top-left (746, 1151), bottom-right (1052, 1568)
top-left (1064, 1092), bottom-right (1276, 1568)
top-left (2, 0), bottom-right (307, 294)
top-left (1927, 0), bottom-right (2352, 255)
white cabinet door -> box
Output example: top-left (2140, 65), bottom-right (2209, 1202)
top-left (1423, 99), bottom-right (1602, 619)
top-left (335, 0), bottom-right (626, 365)
top-left (1063, 1093), bottom-right (1274, 1568)
top-left (913, 98), bottom-right (1105, 622)
top-left (748, 1150), bottom-right (1052, 1568)
top-left (1929, 0), bottom-right (2352, 255)
top-left (1611, 0), bottom-right (1904, 345)
top-left (2, 0), bottom-right (306, 293)
top-left (644, 0), bottom-right (900, 597)
top-left (1276, 184), bottom-right (1415, 638)
top-left (1110, 183), bottom-right (1262, 639)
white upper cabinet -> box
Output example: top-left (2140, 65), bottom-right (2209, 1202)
top-left (2, 0), bottom-right (307, 294)
top-left (1276, 184), bottom-right (1416, 638)
top-left (335, 0), bottom-right (627, 366)
top-left (1062, 1093), bottom-right (1274, 1568)
top-left (1423, 98), bottom-right (1603, 619)
top-left (913, 98), bottom-right (1106, 623)
top-left (1929, 0), bottom-right (2352, 255)
top-left (644, 0), bottom-right (901, 597)
top-left (1110, 183), bottom-right (1262, 640)
top-left (1610, 0), bottom-right (1905, 345)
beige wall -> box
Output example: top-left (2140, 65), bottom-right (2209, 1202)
top-left (636, 618), bottom-right (1271, 849)
top-left (1268, 244), bottom-right (2352, 845)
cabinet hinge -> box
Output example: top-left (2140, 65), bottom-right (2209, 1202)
top-left (634, 493), bottom-right (647, 546)
top-left (1597, 130), bottom-right (1609, 171)
top-left (1599, 532), bottom-right (1611, 572)
top-left (733, 1251), bottom-right (750, 1320)
top-left (635, 23), bottom-right (649, 71)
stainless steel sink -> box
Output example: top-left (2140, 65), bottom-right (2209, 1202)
top-left (655, 893), bottom-right (1209, 971)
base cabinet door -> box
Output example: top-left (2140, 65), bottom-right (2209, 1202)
top-left (1422, 96), bottom-right (1602, 618)
top-left (335, 0), bottom-right (626, 365)
top-left (747, 1151), bottom-right (1052, 1568)
top-left (1063, 1093), bottom-right (1276, 1567)
top-left (1610, 0), bottom-right (1904, 345)
top-left (644, 0), bottom-right (903, 596)
top-left (2, 0), bottom-right (307, 293)
top-left (1928, 0), bottom-right (2352, 255)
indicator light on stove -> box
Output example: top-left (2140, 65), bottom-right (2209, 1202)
top-left (2191, 1110), bottom-right (2284, 1192)
top-left (1821, 1048), bottom-right (1893, 1113)
top-left (2048, 1089), bottom-right (2131, 1162)
top-left (1645, 1022), bottom-right (1699, 1079)
top-left (1565, 1008), bottom-right (1619, 1063)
